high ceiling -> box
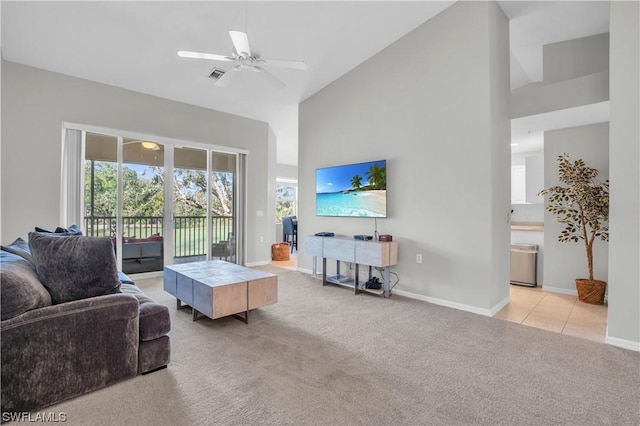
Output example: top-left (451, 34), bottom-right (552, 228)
top-left (1, 1), bottom-right (610, 164)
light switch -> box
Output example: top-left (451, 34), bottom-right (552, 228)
top-left (256, 210), bottom-right (264, 217)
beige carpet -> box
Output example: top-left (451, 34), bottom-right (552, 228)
top-left (37, 266), bottom-right (639, 425)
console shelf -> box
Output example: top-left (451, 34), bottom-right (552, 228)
top-left (326, 276), bottom-right (355, 290)
top-left (304, 235), bottom-right (398, 298)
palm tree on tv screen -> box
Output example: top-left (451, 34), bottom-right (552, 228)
top-left (366, 163), bottom-right (386, 190)
top-left (351, 174), bottom-right (363, 190)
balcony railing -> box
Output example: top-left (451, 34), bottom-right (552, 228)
top-left (84, 215), bottom-right (233, 258)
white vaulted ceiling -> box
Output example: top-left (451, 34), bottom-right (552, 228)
top-left (1, 1), bottom-right (610, 164)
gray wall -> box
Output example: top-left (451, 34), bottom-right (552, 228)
top-left (511, 32), bottom-right (609, 119)
top-left (543, 123), bottom-right (609, 293)
top-left (275, 163), bottom-right (298, 180)
top-left (1, 60), bottom-right (275, 264)
top-left (543, 33), bottom-right (609, 84)
top-left (299, 1), bottom-right (511, 314)
top-left (607, 0), bottom-right (640, 348)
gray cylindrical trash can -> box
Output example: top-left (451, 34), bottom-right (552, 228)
top-left (510, 244), bottom-right (538, 287)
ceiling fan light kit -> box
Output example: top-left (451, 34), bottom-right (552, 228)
top-left (141, 141), bottom-right (160, 151)
top-left (178, 30), bottom-right (307, 88)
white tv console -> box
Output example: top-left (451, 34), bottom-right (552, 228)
top-left (304, 235), bottom-right (398, 297)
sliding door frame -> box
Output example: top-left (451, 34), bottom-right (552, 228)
top-left (62, 122), bottom-right (249, 269)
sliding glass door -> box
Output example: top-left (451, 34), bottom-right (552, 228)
top-left (173, 146), bottom-right (208, 262)
top-left (210, 152), bottom-right (236, 262)
top-left (84, 133), bottom-right (117, 239)
top-left (81, 128), bottom-right (244, 273)
top-left (121, 138), bottom-right (165, 273)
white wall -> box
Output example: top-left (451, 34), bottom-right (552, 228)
top-left (511, 150), bottom-right (545, 211)
top-left (543, 123), bottom-right (609, 294)
top-left (510, 203), bottom-right (544, 223)
top-left (525, 155), bottom-right (544, 203)
top-left (607, 0), bottom-right (640, 349)
top-left (1, 61), bottom-right (275, 265)
top-left (299, 1), bottom-right (511, 314)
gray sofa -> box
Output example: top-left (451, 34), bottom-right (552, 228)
top-left (0, 234), bottom-right (171, 414)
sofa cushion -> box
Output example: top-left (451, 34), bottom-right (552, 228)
top-left (28, 233), bottom-right (121, 304)
top-left (0, 251), bottom-right (52, 320)
top-left (1, 237), bottom-right (34, 265)
top-left (120, 283), bottom-right (171, 341)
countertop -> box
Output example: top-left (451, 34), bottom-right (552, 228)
top-left (511, 222), bottom-right (544, 231)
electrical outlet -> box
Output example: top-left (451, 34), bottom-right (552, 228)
top-left (259, 236), bottom-right (264, 243)
top-left (416, 254), bottom-right (423, 264)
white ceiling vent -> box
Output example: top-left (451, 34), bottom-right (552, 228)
top-left (208, 68), bottom-right (226, 80)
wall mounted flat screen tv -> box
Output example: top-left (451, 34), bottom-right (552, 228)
top-left (316, 159), bottom-right (387, 217)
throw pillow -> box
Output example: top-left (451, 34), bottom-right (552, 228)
top-left (35, 224), bottom-right (83, 236)
top-left (0, 251), bottom-right (52, 320)
top-left (1, 237), bottom-right (34, 265)
top-left (28, 232), bottom-right (121, 304)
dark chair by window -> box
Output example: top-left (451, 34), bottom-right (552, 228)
top-left (282, 215), bottom-right (297, 253)
top-left (212, 233), bottom-right (235, 262)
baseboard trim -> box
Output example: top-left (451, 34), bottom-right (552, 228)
top-left (298, 269), bottom-right (510, 318)
top-left (605, 333), bottom-right (640, 352)
top-left (490, 295), bottom-right (511, 316)
top-left (391, 289), bottom-right (495, 317)
top-left (541, 285), bottom-right (577, 296)
top-left (246, 260), bottom-right (271, 267)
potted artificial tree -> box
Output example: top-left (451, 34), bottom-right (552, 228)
top-left (539, 153), bottom-right (609, 304)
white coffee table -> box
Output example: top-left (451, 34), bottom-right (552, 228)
top-left (164, 260), bottom-right (277, 323)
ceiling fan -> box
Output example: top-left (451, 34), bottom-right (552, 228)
top-left (178, 30), bottom-right (307, 88)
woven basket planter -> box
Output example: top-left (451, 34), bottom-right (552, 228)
top-left (575, 279), bottom-right (607, 305)
top-left (271, 243), bottom-right (290, 261)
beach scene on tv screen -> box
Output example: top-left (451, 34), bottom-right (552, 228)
top-left (316, 160), bottom-right (387, 217)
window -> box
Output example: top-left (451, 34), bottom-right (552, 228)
top-left (276, 178), bottom-right (297, 223)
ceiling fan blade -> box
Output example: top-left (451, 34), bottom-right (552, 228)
top-left (214, 66), bottom-right (240, 87)
top-left (254, 66), bottom-right (285, 89)
top-left (229, 30), bottom-right (251, 57)
top-left (178, 51), bottom-right (234, 62)
top-left (257, 58), bottom-right (308, 70)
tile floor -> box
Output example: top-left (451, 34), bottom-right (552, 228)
top-left (270, 251), bottom-right (298, 270)
top-left (269, 255), bottom-right (608, 344)
top-left (495, 284), bottom-right (608, 343)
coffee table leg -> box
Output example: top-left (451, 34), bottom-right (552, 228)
top-left (193, 308), bottom-right (204, 321)
top-left (232, 310), bottom-right (249, 324)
